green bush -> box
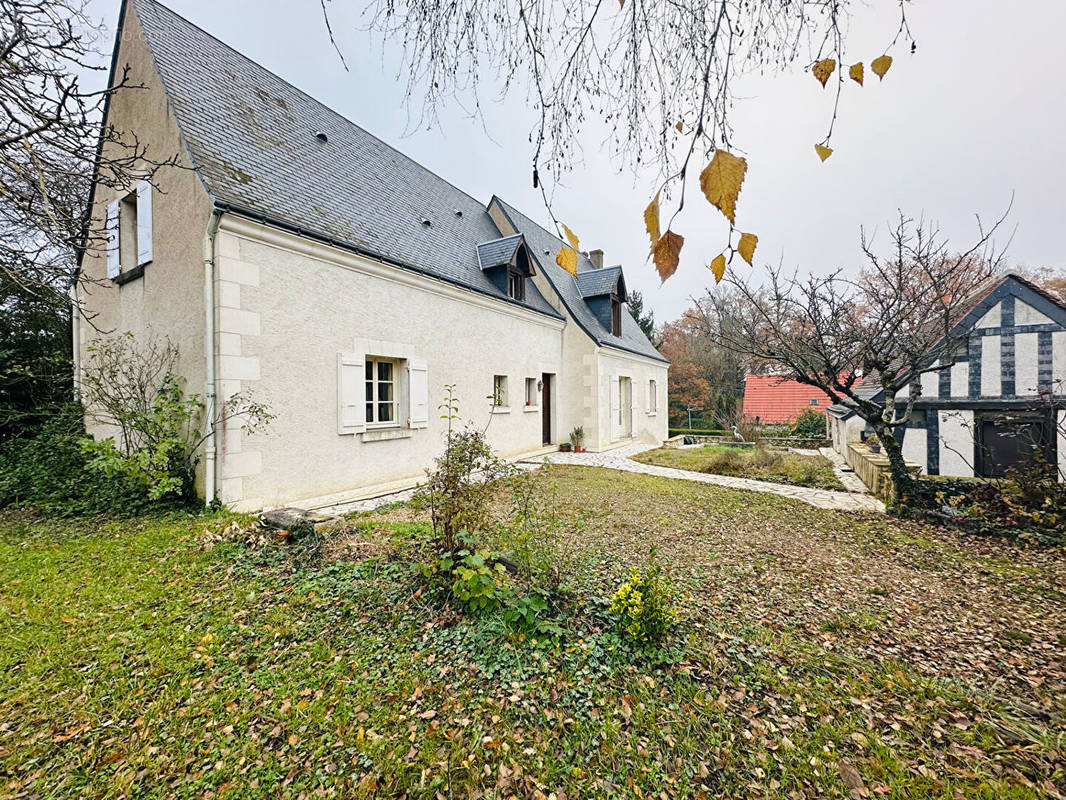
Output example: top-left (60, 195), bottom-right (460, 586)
top-left (790, 408), bottom-right (827, 439)
top-left (608, 553), bottom-right (676, 646)
top-left (79, 375), bottom-right (202, 503)
top-left (0, 404), bottom-right (171, 516)
top-left (447, 549), bottom-right (509, 612)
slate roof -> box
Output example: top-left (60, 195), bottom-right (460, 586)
top-left (575, 265), bottom-right (625, 300)
top-left (490, 198), bottom-right (667, 362)
top-left (128, 0), bottom-right (560, 319)
top-left (476, 235), bottom-right (525, 271)
top-left (741, 375), bottom-right (835, 423)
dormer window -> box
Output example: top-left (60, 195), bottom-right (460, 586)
top-left (508, 269), bottom-right (525, 301)
top-left (611, 297), bottom-right (622, 336)
top-left (477, 233), bottom-right (535, 303)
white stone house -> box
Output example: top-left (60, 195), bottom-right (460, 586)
top-left (827, 273), bottom-right (1066, 479)
top-left (75, 0), bottom-right (669, 511)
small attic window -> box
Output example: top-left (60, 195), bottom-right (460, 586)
top-left (611, 297), bottom-right (622, 336)
top-left (315, 131), bottom-right (328, 143)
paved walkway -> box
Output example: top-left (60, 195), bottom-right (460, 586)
top-left (818, 446), bottom-right (872, 494)
top-left (522, 443), bottom-right (885, 513)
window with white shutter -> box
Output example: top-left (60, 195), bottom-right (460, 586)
top-left (337, 353), bottom-right (366, 434)
top-left (408, 359), bottom-right (429, 428)
top-left (106, 201), bottom-right (120, 279)
top-left (136, 180), bottom-right (153, 265)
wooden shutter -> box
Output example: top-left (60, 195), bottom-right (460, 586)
top-left (629, 383), bottom-right (637, 435)
top-left (106, 200), bottom-right (120, 278)
top-left (337, 353), bottom-right (365, 434)
top-left (408, 359), bottom-right (429, 429)
top-left (136, 180), bottom-right (153, 265)
top-left (609, 378), bottom-right (620, 441)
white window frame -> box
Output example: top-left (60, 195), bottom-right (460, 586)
top-left (365, 356), bottom-right (402, 428)
top-left (524, 377), bottom-right (538, 408)
top-left (492, 375), bottom-right (509, 411)
top-left (648, 379), bottom-right (658, 414)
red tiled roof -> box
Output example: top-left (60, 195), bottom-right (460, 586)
top-left (741, 375), bottom-right (836, 423)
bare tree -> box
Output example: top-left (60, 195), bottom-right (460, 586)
top-left (1, 0), bottom-right (176, 310)
top-left (340, 0), bottom-right (913, 234)
top-left (706, 212), bottom-right (1008, 501)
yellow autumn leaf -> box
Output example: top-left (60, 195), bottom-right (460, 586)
top-left (849, 62), bottom-right (864, 86)
top-left (737, 232), bottom-right (758, 266)
top-left (556, 246), bottom-right (578, 277)
top-left (699, 150), bottom-right (748, 225)
top-left (675, 121), bottom-right (684, 132)
top-left (561, 224), bottom-right (580, 252)
top-left (871, 54), bottom-right (892, 80)
top-left (812, 58), bottom-right (836, 87)
top-left (710, 253), bottom-right (726, 284)
top-left (643, 193), bottom-right (661, 248)
top-left (815, 144), bottom-right (833, 162)
top-left (652, 231), bottom-right (684, 282)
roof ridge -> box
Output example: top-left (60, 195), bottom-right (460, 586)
top-left (132, 0), bottom-right (491, 213)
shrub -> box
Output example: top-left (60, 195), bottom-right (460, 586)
top-left (447, 549), bottom-right (510, 612)
top-left (79, 334), bottom-right (271, 504)
top-left (790, 408), bottom-right (826, 439)
top-left (0, 404), bottom-right (167, 516)
top-left (80, 374), bottom-right (203, 503)
top-left (609, 553), bottom-right (676, 646)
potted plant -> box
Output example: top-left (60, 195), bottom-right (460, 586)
top-left (570, 426), bottom-right (585, 453)
top-left (865, 434), bottom-right (881, 453)
top-left (559, 441), bottom-right (572, 452)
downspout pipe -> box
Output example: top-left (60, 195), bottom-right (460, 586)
top-left (203, 209), bottom-right (222, 505)
top-left (69, 280), bottom-right (81, 402)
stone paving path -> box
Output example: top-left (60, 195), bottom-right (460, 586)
top-left (818, 445), bottom-right (872, 494)
top-left (523, 443), bottom-right (885, 513)
top-left (308, 444), bottom-right (883, 517)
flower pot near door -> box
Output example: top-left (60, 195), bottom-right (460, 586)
top-left (559, 443), bottom-right (572, 452)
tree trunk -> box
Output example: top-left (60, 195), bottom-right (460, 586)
top-left (877, 426), bottom-right (916, 505)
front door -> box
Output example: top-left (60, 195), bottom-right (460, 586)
top-left (619, 377), bottom-right (633, 438)
top-left (541, 373), bottom-right (552, 445)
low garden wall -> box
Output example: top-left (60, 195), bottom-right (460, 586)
top-left (669, 434), bottom-right (831, 449)
top-left (845, 443), bottom-right (921, 504)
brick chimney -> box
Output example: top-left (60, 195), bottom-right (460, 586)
top-left (588, 249), bottom-right (604, 269)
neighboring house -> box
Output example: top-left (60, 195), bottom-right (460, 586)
top-left (75, 0), bottom-right (668, 511)
top-left (741, 375), bottom-right (835, 424)
top-left (827, 273), bottom-right (1066, 479)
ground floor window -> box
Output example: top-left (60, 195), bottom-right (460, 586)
top-left (366, 357), bottom-right (400, 426)
top-left (648, 379), bottom-right (658, 412)
top-left (493, 375), bottom-right (508, 407)
top-left (525, 377), bottom-right (537, 406)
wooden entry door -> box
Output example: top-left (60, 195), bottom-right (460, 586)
top-left (541, 374), bottom-right (552, 445)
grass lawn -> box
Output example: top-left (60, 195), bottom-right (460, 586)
top-left (633, 444), bottom-right (847, 491)
top-left (2, 467), bottom-right (1065, 798)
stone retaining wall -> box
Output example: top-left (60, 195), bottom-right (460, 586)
top-left (845, 443), bottom-right (921, 503)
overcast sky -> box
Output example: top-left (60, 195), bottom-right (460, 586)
top-left (88, 0), bottom-right (1066, 323)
